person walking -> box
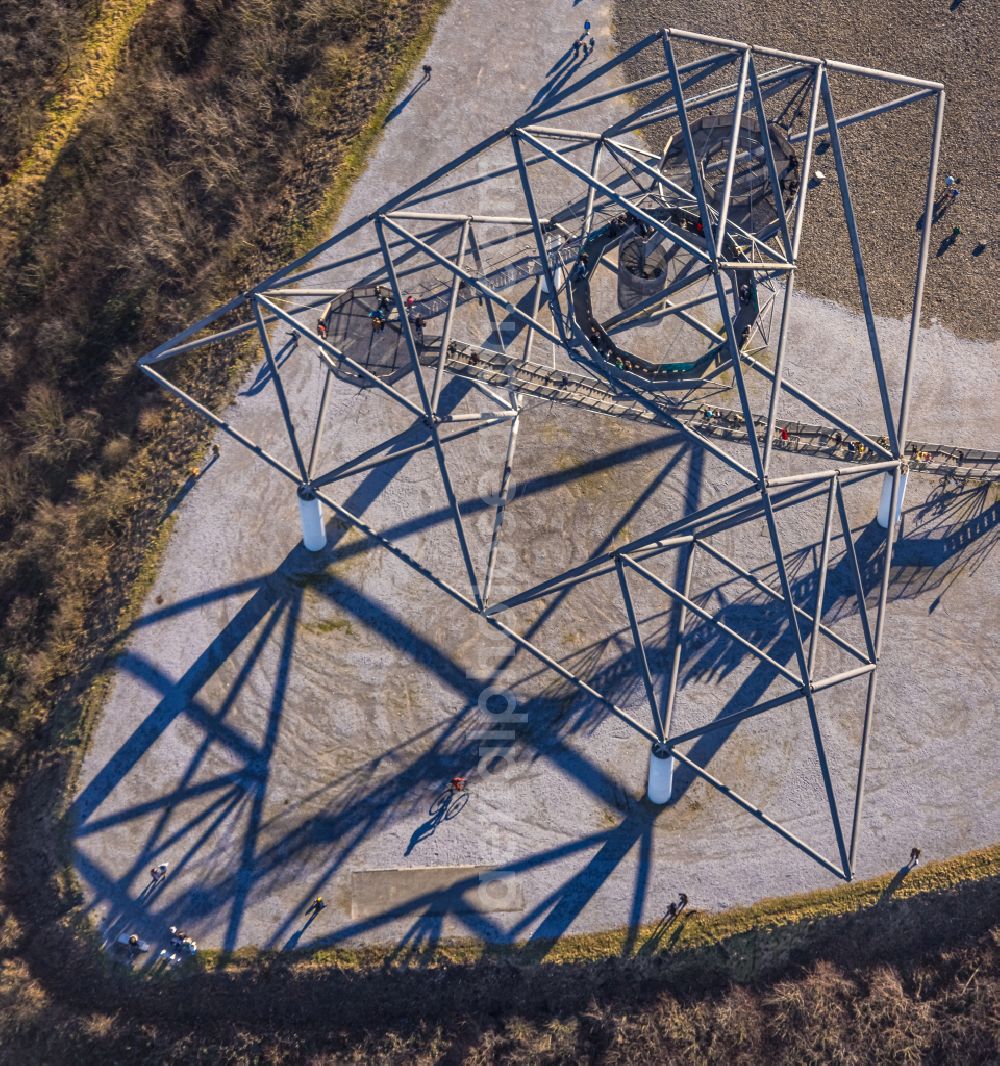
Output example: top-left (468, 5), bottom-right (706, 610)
top-left (678, 892), bottom-right (688, 909)
top-left (581, 20), bottom-right (591, 38)
top-left (909, 847), bottom-right (921, 868)
top-left (309, 897), bottom-right (327, 913)
top-left (944, 174), bottom-right (956, 190)
top-left (150, 862), bottom-right (168, 884)
top-left (421, 64), bottom-right (432, 78)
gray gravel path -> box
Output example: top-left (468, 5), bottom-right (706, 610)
top-left (72, 0), bottom-right (998, 956)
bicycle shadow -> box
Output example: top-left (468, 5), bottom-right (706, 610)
top-left (405, 788), bottom-right (471, 855)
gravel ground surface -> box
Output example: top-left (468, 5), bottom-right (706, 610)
top-left (72, 0), bottom-right (998, 954)
top-left (613, 0), bottom-right (999, 341)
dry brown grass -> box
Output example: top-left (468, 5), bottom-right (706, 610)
top-left (0, 0), bottom-right (444, 736)
top-left (0, 0), bottom-right (94, 177)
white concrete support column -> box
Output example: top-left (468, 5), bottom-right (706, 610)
top-left (297, 486), bottom-right (327, 551)
top-left (647, 743), bottom-right (675, 804)
top-left (876, 467), bottom-right (908, 529)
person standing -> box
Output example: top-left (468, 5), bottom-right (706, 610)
top-left (909, 847), bottom-right (921, 868)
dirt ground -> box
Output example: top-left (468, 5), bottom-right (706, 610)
top-left (613, 0), bottom-right (999, 340)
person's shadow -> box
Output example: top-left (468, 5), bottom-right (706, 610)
top-left (385, 70), bottom-right (431, 125)
top-left (878, 864), bottom-right (914, 903)
top-left (283, 901), bottom-right (326, 949)
top-left (935, 230), bottom-right (960, 257)
top-left (137, 873), bottom-right (167, 902)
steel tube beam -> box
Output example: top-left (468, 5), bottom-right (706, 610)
top-left (482, 409), bottom-right (521, 606)
top-left (661, 540), bottom-right (695, 738)
top-left (511, 134), bottom-right (572, 348)
top-left (761, 65), bottom-right (823, 474)
top-left (667, 27), bottom-right (747, 50)
top-left (307, 367), bottom-right (334, 481)
top-left (528, 40), bottom-right (721, 125)
top-left (811, 662), bottom-right (877, 692)
top-left (616, 558), bottom-right (666, 740)
top-left (665, 687), bottom-right (804, 747)
top-left (834, 479), bottom-right (876, 660)
top-left (139, 366), bottom-right (300, 487)
top-left (386, 211), bottom-right (541, 225)
top-left (467, 223), bottom-right (510, 353)
top-left (487, 534), bottom-right (698, 616)
top-left (262, 288), bottom-right (348, 297)
top-left (623, 554), bottom-right (803, 685)
top-left (582, 141), bottom-right (604, 238)
top-left (714, 48), bottom-right (751, 258)
top-left (432, 218), bottom-right (469, 414)
top-left (252, 299), bottom-right (308, 482)
top-left (312, 420), bottom-right (497, 488)
top-left (302, 486), bottom-right (658, 741)
top-left (824, 57), bottom-right (942, 91)
top-left (789, 88), bottom-right (938, 145)
top-left (807, 476), bottom-right (839, 676)
top-left (667, 746), bottom-right (847, 879)
top-left (618, 62), bottom-right (810, 140)
top-left (848, 463), bottom-right (904, 874)
top-left (766, 461), bottom-right (900, 488)
top-left (897, 89), bottom-right (945, 449)
top-left (138, 292), bottom-right (248, 366)
top-left (746, 54), bottom-right (794, 260)
top-left (257, 294), bottom-right (426, 421)
top-left (377, 219), bottom-right (484, 609)
top-left (304, 491), bottom-right (657, 743)
top-left (524, 275), bottom-right (544, 364)
top-left (603, 138), bottom-right (700, 210)
top-left (662, 33), bottom-right (722, 254)
top-left (758, 485), bottom-right (851, 876)
top-left (602, 274), bottom-right (718, 331)
top-left (741, 350), bottom-right (892, 461)
top-left (821, 70), bottom-right (901, 457)
top-left (379, 215), bottom-right (564, 348)
top-left (516, 129), bottom-right (712, 265)
top-left (695, 535), bottom-right (870, 665)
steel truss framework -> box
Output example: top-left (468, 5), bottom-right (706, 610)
top-left (139, 29), bottom-right (947, 883)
